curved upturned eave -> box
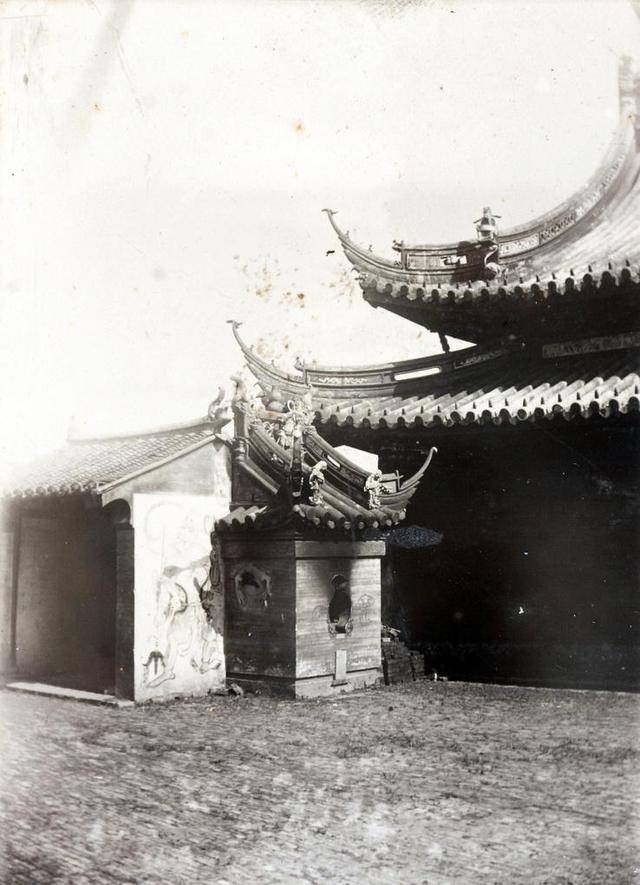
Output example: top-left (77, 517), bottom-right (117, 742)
top-left (230, 320), bottom-right (311, 395)
top-left (301, 428), bottom-right (435, 512)
top-left (244, 400), bottom-right (435, 516)
top-left (233, 321), bottom-right (508, 400)
top-left (499, 111), bottom-right (636, 242)
top-left (325, 106), bottom-right (638, 279)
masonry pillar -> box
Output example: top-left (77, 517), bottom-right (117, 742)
top-left (220, 530), bottom-right (385, 698)
top-left (106, 499), bottom-right (135, 701)
top-left (0, 501), bottom-right (17, 676)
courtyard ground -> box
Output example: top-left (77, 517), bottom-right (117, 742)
top-left (0, 680), bottom-right (638, 885)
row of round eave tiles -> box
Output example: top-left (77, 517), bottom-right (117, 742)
top-left (4, 480), bottom-right (101, 499)
top-left (316, 381), bottom-right (640, 416)
top-left (292, 504), bottom-right (405, 531)
top-left (317, 397), bottom-right (640, 429)
top-left (362, 266), bottom-right (640, 304)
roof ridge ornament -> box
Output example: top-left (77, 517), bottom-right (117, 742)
top-left (364, 469), bottom-right (386, 510)
top-left (308, 459), bottom-right (328, 506)
top-left (207, 385), bottom-right (233, 431)
top-left (474, 206), bottom-right (501, 245)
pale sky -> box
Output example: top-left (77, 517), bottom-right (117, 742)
top-left (1, 0), bottom-right (639, 471)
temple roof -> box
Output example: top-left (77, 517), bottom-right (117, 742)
top-left (312, 347), bottom-right (640, 432)
top-left (233, 323), bottom-right (640, 432)
top-left (326, 57), bottom-right (640, 344)
top-left (2, 395), bottom-right (232, 499)
top-left (216, 395), bottom-right (436, 534)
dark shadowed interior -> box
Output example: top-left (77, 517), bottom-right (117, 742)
top-left (13, 499), bottom-right (117, 693)
top-left (377, 422), bottom-right (640, 689)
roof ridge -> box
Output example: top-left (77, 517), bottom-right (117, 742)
top-left (68, 416), bottom-right (216, 443)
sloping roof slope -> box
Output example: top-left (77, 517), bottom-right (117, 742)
top-left (4, 422), bottom-right (218, 498)
top-left (312, 348), bottom-right (640, 431)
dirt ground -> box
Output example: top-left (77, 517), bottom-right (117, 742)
top-left (0, 680), bottom-right (638, 885)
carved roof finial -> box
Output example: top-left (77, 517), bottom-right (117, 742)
top-left (207, 386), bottom-right (232, 431)
top-left (474, 207), bottom-right (501, 244)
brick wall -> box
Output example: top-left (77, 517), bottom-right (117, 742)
top-left (295, 555), bottom-right (381, 679)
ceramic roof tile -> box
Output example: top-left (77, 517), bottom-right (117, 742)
top-left (314, 350), bottom-right (640, 430)
top-left (4, 424), bottom-right (217, 498)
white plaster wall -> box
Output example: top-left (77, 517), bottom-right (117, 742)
top-left (133, 492), bottom-right (228, 702)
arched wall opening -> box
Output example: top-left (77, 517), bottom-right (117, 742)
top-left (328, 573), bottom-right (352, 634)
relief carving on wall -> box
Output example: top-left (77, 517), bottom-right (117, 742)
top-left (352, 593), bottom-right (374, 625)
top-left (233, 564), bottom-right (272, 609)
top-left (312, 602), bottom-right (354, 636)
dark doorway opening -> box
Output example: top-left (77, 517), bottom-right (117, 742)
top-left (14, 500), bottom-right (117, 694)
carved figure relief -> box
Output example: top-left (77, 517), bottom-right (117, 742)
top-left (252, 392), bottom-right (315, 451)
top-left (352, 593), bottom-right (374, 625)
top-left (233, 564), bottom-right (272, 609)
top-left (276, 415), bottom-right (297, 449)
top-left (308, 459), bottom-right (328, 506)
top-left (364, 470), bottom-right (387, 509)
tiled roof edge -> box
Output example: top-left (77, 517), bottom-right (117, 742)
top-left (68, 416), bottom-right (217, 444)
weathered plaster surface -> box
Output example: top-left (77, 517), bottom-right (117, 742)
top-left (133, 493), bottom-right (227, 702)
